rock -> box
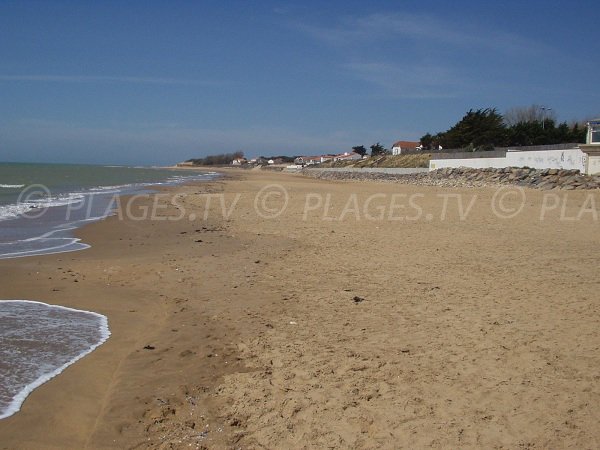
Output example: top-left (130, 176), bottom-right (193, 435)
top-left (303, 166), bottom-right (598, 191)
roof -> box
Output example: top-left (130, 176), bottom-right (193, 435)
top-left (296, 155), bottom-right (325, 161)
top-left (392, 140), bottom-right (420, 149)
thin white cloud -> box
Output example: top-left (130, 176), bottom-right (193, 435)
top-left (295, 13), bottom-right (421, 47)
top-left (296, 12), bottom-right (548, 56)
top-left (0, 75), bottom-right (224, 86)
top-left (293, 11), bottom-right (545, 99)
top-left (344, 61), bottom-right (464, 99)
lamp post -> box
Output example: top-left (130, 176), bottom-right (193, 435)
top-left (541, 107), bottom-right (552, 130)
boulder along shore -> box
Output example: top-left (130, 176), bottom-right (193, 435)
top-left (304, 166), bottom-right (600, 190)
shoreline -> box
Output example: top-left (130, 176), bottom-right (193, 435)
top-left (0, 300), bottom-right (110, 421)
top-left (0, 170), bottom-right (599, 448)
top-left (0, 176), bottom-right (244, 448)
top-left (0, 169), bottom-right (220, 260)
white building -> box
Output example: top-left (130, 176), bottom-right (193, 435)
top-left (586, 119), bottom-right (600, 144)
top-left (391, 140), bottom-right (420, 155)
top-left (293, 155), bottom-right (333, 166)
top-left (333, 152), bottom-right (362, 162)
top-left (581, 119), bottom-right (600, 175)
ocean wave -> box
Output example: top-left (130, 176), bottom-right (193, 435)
top-left (0, 225), bottom-right (96, 259)
top-left (0, 193), bottom-right (85, 221)
top-left (0, 171), bottom-right (220, 259)
top-left (0, 184), bottom-right (25, 189)
top-left (0, 300), bottom-right (110, 420)
top-left (0, 237), bottom-right (90, 259)
top-left (88, 184), bottom-right (130, 192)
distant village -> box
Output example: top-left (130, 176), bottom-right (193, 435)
top-left (238, 141), bottom-right (425, 167)
top-left (181, 140), bottom-right (423, 168)
top-left (180, 107), bottom-right (599, 173)
top-left (233, 150), bottom-right (366, 167)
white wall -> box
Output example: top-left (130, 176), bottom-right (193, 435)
top-left (587, 156), bottom-right (600, 175)
top-left (505, 149), bottom-right (586, 171)
top-left (429, 157), bottom-right (507, 170)
top-left (430, 148), bottom-right (588, 173)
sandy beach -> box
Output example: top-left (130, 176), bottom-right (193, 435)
top-left (0, 170), bottom-right (598, 449)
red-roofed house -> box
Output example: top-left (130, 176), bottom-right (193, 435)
top-left (391, 140), bottom-right (421, 155)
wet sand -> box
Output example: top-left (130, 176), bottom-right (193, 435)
top-left (0, 170), bottom-right (598, 449)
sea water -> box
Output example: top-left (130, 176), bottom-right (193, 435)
top-left (0, 163), bottom-right (214, 419)
top-left (0, 300), bottom-right (110, 419)
top-left (0, 162), bottom-right (216, 258)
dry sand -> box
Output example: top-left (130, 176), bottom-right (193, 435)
top-left (0, 170), bottom-right (598, 449)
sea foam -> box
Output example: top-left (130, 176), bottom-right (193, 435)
top-left (0, 300), bottom-right (110, 420)
top-left (0, 192), bottom-right (85, 222)
top-left (0, 169), bottom-right (218, 259)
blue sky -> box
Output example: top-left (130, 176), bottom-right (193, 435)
top-left (0, 0), bottom-right (598, 165)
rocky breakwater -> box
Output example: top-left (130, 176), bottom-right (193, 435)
top-left (303, 167), bottom-right (600, 190)
top-left (430, 167), bottom-right (600, 190)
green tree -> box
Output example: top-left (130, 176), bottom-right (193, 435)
top-left (506, 121), bottom-right (545, 146)
top-left (570, 123), bottom-right (586, 143)
top-left (188, 151), bottom-right (244, 165)
top-left (438, 108), bottom-right (506, 150)
top-left (420, 133), bottom-right (433, 150)
top-left (554, 122), bottom-right (571, 143)
top-left (423, 106), bottom-right (586, 151)
top-left (505, 120), bottom-right (569, 146)
top-left (352, 145), bottom-right (367, 157)
top-left (370, 142), bottom-right (387, 156)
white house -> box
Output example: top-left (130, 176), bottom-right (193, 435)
top-left (333, 152), bottom-right (362, 162)
top-left (586, 119), bottom-right (600, 144)
top-left (391, 140), bottom-right (420, 155)
top-left (581, 119), bottom-right (600, 175)
top-left (293, 155), bottom-right (333, 166)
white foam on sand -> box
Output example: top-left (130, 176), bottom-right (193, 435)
top-left (0, 300), bottom-right (110, 420)
top-left (0, 227), bottom-right (91, 260)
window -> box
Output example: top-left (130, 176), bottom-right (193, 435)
top-left (592, 125), bottom-right (600, 144)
